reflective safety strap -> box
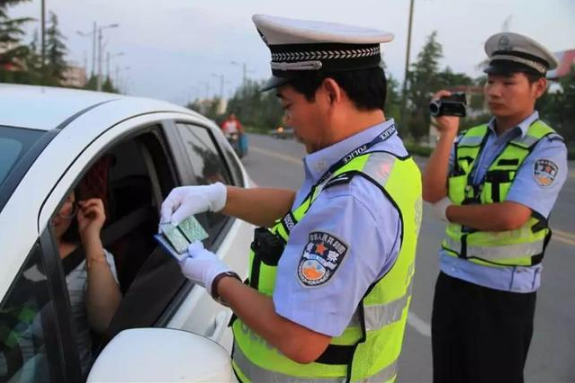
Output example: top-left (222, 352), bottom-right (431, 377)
top-left (233, 342), bottom-right (398, 383)
top-left (444, 237), bottom-right (546, 261)
top-left (510, 134), bottom-right (540, 148)
top-left (233, 344), bottom-right (346, 383)
top-left (361, 152), bottom-right (396, 187)
top-left (458, 135), bottom-right (484, 147)
top-left (350, 280), bottom-right (413, 330)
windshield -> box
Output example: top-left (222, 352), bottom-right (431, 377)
top-left (0, 126), bottom-right (44, 188)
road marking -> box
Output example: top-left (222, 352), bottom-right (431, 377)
top-left (553, 229), bottom-right (575, 246)
top-left (407, 311), bottom-right (431, 337)
top-left (250, 146), bottom-right (302, 166)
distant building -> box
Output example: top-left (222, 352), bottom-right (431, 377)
top-left (548, 49), bottom-right (575, 80)
top-left (61, 64), bottom-right (87, 88)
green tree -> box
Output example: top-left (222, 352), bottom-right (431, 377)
top-left (385, 73), bottom-right (401, 121)
top-left (406, 31), bottom-right (443, 141)
top-left (226, 79), bottom-right (283, 130)
top-left (0, 3), bottom-right (33, 82)
top-left (44, 11), bottom-right (67, 84)
top-left (437, 66), bottom-right (473, 88)
top-left (538, 69), bottom-right (575, 145)
top-left (0, 0), bottom-right (30, 6)
top-left (101, 76), bottom-right (119, 93)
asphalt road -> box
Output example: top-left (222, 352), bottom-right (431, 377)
top-left (241, 133), bottom-right (575, 383)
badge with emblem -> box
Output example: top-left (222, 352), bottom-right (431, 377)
top-left (533, 159), bottom-right (558, 187)
top-left (498, 35), bottom-right (512, 51)
top-left (297, 231), bottom-right (348, 287)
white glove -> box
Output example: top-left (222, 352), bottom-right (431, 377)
top-left (431, 196), bottom-right (452, 222)
top-left (179, 241), bottom-right (230, 296)
top-left (160, 182), bottom-right (227, 225)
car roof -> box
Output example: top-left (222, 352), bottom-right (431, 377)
top-left (0, 84), bottom-right (199, 131)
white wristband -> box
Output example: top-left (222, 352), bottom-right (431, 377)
top-left (209, 182), bottom-right (227, 213)
top-left (431, 197), bottom-right (452, 222)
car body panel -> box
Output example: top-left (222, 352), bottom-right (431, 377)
top-left (0, 86), bottom-right (254, 365)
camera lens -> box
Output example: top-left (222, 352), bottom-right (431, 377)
top-left (429, 101), bottom-right (441, 117)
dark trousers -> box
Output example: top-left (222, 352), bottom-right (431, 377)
top-left (431, 272), bottom-right (536, 383)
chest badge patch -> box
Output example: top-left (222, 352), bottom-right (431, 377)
top-left (533, 159), bottom-right (559, 187)
top-left (297, 231), bottom-right (348, 287)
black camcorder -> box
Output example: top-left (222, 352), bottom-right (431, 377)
top-left (429, 92), bottom-right (467, 117)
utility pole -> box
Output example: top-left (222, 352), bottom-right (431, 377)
top-left (40, 0), bottom-right (46, 82)
top-left (91, 22), bottom-right (97, 76)
top-left (77, 22), bottom-right (98, 78)
top-left (231, 61), bottom-right (253, 87)
top-left (97, 28), bottom-right (103, 91)
top-left (94, 23), bottom-right (119, 91)
top-left (212, 73), bottom-right (225, 99)
top-left (400, 0), bottom-right (415, 126)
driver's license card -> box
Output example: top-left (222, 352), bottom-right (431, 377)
top-left (156, 216), bottom-right (209, 261)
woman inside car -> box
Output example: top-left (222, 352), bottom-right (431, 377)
top-left (52, 191), bottom-right (122, 375)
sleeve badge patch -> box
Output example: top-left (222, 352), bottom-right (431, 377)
top-left (533, 159), bottom-right (559, 187)
top-left (297, 231), bottom-right (348, 287)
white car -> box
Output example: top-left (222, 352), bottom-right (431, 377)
top-left (0, 84), bottom-right (254, 382)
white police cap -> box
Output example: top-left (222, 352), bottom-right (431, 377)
top-left (484, 32), bottom-right (558, 76)
top-left (252, 14), bottom-right (394, 91)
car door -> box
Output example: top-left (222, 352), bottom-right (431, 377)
top-left (161, 119), bottom-right (254, 352)
top-left (36, 110), bottom-right (250, 358)
top-left (0, 232), bottom-right (84, 383)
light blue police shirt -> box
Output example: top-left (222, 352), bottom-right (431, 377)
top-left (441, 111), bottom-right (568, 293)
top-left (273, 119), bottom-right (410, 337)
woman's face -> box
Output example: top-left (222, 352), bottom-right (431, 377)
top-left (52, 191), bottom-right (76, 240)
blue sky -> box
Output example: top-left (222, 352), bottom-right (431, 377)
top-left (8, 0), bottom-right (575, 104)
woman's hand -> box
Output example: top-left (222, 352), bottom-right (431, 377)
top-left (77, 198), bottom-right (106, 244)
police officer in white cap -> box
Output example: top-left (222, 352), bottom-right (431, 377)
top-left (161, 14), bottom-right (422, 382)
top-left (423, 32), bottom-right (568, 382)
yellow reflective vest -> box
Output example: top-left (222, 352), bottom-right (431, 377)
top-left (443, 120), bottom-right (559, 267)
top-left (232, 151), bottom-right (422, 382)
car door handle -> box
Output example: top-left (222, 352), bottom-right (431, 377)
top-left (208, 311), bottom-right (230, 341)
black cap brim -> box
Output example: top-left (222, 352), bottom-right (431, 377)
top-left (484, 59), bottom-right (543, 76)
top-left (260, 75), bottom-right (298, 92)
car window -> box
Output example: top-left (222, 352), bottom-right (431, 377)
top-left (176, 123), bottom-right (232, 185)
top-left (0, 244), bottom-right (65, 383)
top-left (176, 123), bottom-right (234, 238)
top-left (0, 127), bottom-right (44, 188)
top-left (61, 127), bottom-right (189, 347)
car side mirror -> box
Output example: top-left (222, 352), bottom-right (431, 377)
top-left (87, 328), bottom-right (233, 382)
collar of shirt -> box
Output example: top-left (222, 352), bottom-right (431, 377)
top-left (487, 110), bottom-right (539, 139)
top-left (303, 119), bottom-right (396, 183)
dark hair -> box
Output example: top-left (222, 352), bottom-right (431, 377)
top-left (523, 71), bottom-right (545, 84)
top-left (287, 67), bottom-right (387, 112)
top-left (60, 189), bottom-right (80, 244)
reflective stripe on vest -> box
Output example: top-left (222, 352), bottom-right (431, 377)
top-left (443, 120), bottom-right (556, 267)
top-left (443, 237), bottom-right (546, 261)
top-left (349, 279), bottom-right (413, 330)
top-left (232, 151), bottom-right (422, 382)
top-left (233, 342), bottom-right (398, 383)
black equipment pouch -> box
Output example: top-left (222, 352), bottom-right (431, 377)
top-left (250, 227), bottom-right (285, 267)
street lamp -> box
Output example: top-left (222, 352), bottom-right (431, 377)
top-left (106, 51), bottom-right (124, 78)
top-left (77, 22), bottom-right (97, 77)
top-left (400, 0), bottom-right (415, 126)
top-left (197, 81), bottom-right (210, 99)
top-left (96, 23), bottom-right (119, 91)
top-left (40, 0), bottom-right (46, 82)
top-left (231, 61), bottom-right (254, 87)
top-left (115, 65), bottom-right (130, 93)
top-left (211, 73), bottom-right (226, 100)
